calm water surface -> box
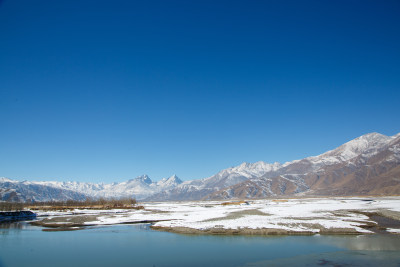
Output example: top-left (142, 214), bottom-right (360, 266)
top-left (1, 222), bottom-right (400, 267)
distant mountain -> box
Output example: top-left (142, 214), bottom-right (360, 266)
top-left (0, 175), bottom-right (182, 202)
top-left (146, 161), bottom-right (282, 201)
top-left (0, 178), bottom-right (88, 202)
top-left (1, 132), bottom-right (399, 202)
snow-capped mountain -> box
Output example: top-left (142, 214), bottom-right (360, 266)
top-left (0, 178), bottom-right (88, 202)
top-left (150, 132), bottom-right (400, 200)
top-left (146, 161), bottom-right (282, 201)
top-left (1, 132), bottom-right (399, 202)
top-left (156, 175), bottom-right (183, 189)
top-left (206, 132), bottom-right (400, 199)
top-left (0, 175), bottom-right (182, 202)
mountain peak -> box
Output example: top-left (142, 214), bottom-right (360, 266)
top-left (359, 132), bottom-right (388, 140)
top-left (392, 132), bottom-right (400, 139)
top-left (167, 174), bottom-right (182, 183)
top-left (130, 175), bottom-right (152, 185)
top-left (320, 132), bottom-right (392, 161)
top-left (0, 177), bottom-right (14, 183)
top-left (156, 174), bottom-right (183, 188)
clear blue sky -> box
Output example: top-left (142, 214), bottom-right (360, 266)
top-left (1, 0), bottom-right (399, 183)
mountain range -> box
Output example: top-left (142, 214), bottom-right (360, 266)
top-left (1, 132), bottom-right (399, 202)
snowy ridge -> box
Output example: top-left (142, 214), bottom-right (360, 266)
top-left (147, 161), bottom-right (284, 201)
top-left (279, 132), bottom-right (399, 174)
top-left (314, 132), bottom-right (393, 162)
top-left (228, 161), bottom-right (281, 177)
top-left (156, 174), bottom-right (183, 188)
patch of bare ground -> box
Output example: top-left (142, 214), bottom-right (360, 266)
top-left (376, 209), bottom-right (400, 221)
top-left (144, 209), bottom-right (171, 214)
top-left (28, 205), bottom-right (144, 212)
top-left (150, 226), bottom-right (315, 236)
top-left (31, 214), bottom-right (168, 231)
top-left (221, 201), bottom-right (248, 206)
top-left (272, 199), bottom-right (288, 203)
top-left (152, 226), bottom-right (366, 236)
top-left (201, 209), bottom-right (270, 223)
top-left (151, 221), bottom-right (364, 236)
top-left (280, 217), bottom-right (329, 221)
top-left (31, 215), bottom-right (100, 229)
top-left (42, 227), bottom-right (85, 232)
top-left (32, 215), bottom-right (99, 225)
top-left (276, 222), bottom-right (363, 235)
top-left (352, 210), bottom-right (400, 234)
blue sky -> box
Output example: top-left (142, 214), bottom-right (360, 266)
top-left (1, 0), bottom-right (399, 183)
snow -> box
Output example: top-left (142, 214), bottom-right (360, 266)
top-left (387, 228), bottom-right (400, 234)
top-left (35, 209), bottom-right (131, 219)
top-left (156, 175), bottom-right (183, 188)
top-left (0, 177), bottom-right (15, 183)
top-left (305, 132), bottom-right (395, 169)
top-left (38, 197), bottom-right (400, 235)
top-left (232, 161), bottom-right (282, 176)
top-left (147, 197), bottom-right (396, 234)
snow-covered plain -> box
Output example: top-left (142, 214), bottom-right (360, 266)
top-left (34, 197), bottom-right (400, 235)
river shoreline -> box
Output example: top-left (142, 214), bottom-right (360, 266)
top-left (22, 197), bottom-right (400, 235)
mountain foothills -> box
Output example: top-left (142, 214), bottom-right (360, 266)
top-left (1, 132), bottom-right (400, 202)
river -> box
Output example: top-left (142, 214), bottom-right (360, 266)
top-left (1, 222), bottom-right (400, 267)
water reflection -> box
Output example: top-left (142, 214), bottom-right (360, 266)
top-left (318, 235), bottom-right (400, 251)
top-left (88, 223), bottom-right (152, 233)
top-left (0, 222), bottom-right (30, 235)
top-left (132, 223), bottom-right (152, 231)
top-left (242, 251), bottom-right (400, 267)
top-left (0, 222), bottom-right (28, 230)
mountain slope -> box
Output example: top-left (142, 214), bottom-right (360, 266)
top-left (304, 133), bottom-right (400, 196)
top-left (206, 133), bottom-right (400, 200)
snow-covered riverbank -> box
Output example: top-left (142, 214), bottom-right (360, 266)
top-left (32, 197), bottom-right (400, 235)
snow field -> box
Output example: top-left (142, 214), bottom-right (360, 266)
top-left (65, 197), bottom-right (400, 234)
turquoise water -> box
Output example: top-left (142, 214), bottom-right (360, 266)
top-left (1, 223), bottom-right (400, 267)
